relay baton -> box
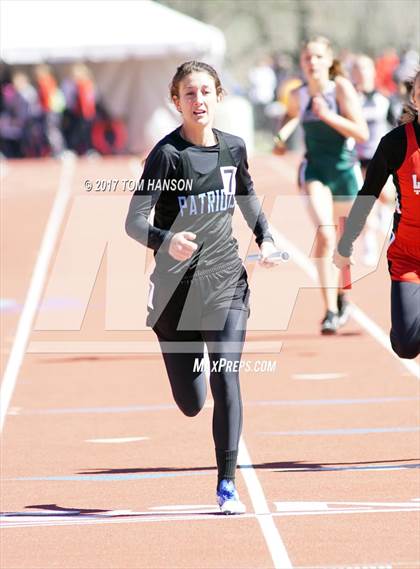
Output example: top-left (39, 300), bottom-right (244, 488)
top-left (338, 216), bottom-right (352, 290)
top-left (246, 251), bottom-right (290, 263)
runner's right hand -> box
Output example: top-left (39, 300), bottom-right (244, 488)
top-left (168, 232), bottom-right (198, 261)
top-left (272, 137), bottom-right (287, 156)
top-left (333, 249), bottom-right (353, 269)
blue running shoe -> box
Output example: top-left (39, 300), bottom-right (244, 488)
top-left (216, 479), bottom-right (246, 515)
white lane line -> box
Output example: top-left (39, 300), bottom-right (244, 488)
top-left (270, 226), bottom-right (420, 379)
top-left (320, 499), bottom-right (420, 507)
top-left (350, 305), bottom-right (419, 378)
top-left (273, 507), bottom-right (420, 517)
top-left (85, 437), bottom-right (149, 444)
top-left (0, 153), bottom-right (76, 432)
top-left (275, 499), bottom-right (420, 510)
top-left (149, 505), bottom-right (216, 511)
top-left (1, 511), bottom-right (255, 529)
top-left (238, 439), bottom-right (293, 569)
top-left (2, 502), bottom-right (419, 530)
top-left (203, 345), bottom-right (293, 568)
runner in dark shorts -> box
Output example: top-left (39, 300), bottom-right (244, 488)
top-left (126, 61), bottom-right (277, 513)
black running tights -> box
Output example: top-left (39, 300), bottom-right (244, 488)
top-left (157, 308), bottom-right (247, 451)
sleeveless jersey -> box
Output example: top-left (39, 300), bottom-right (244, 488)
top-left (392, 121), bottom-right (420, 243)
top-left (299, 81), bottom-right (356, 168)
top-left (298, 82), bottom-right (361, 199)
top-left (338, 120), bottom-right (420, 272)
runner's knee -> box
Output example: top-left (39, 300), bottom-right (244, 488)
top-left (173, 390), bottom-right (206, 417)
top-left (315, 229), bottom-right (335, 255)
top-left (390, 335), bottom-right (420, 360)
top-left (170, 372), bottom-right (207, 417)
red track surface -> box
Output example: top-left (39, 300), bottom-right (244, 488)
top-left (1, 153), bottom-right (419, 569)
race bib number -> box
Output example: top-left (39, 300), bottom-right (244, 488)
top-left (220, 166), bottom-right (237, 195)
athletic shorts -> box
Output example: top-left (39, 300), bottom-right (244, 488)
top-left (298, 159), bottom-right (363, 202)
top-left (146, 265), bottom-right (250, 339)
top-left (387, 236), bottom-right (420, 284)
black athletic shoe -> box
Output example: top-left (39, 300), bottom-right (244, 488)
top-left (337, 293), bottom-right (351, 327)
top-left (321, 310), bottom-right (340, 335)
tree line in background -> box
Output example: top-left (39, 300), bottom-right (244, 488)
top-left (157, 0), bottom-right (419, 81)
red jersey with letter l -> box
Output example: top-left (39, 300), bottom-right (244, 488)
top-left (387, 120), bottom-right (420, 283)
top-left (394, 121), bottom-right (420, 242)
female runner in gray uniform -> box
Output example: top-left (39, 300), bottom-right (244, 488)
top-left (126, 61), bottom-right (277, 514)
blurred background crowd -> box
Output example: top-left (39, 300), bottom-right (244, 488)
top-left (1, 47), bottom-right (417, 159)
top-left (0, 0), bottom-right (418, 159)
top-left (0, 63), bottom-right (127, 158)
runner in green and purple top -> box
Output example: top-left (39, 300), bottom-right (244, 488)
top-left (274, 36), bottom-right (368, 334)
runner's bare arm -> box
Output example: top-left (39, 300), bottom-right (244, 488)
top-left (314, 76), bottom-right (369, 143)
top-left (273, 89), bottom-right (300, 154)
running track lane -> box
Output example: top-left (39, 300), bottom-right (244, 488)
top-left (1, 154), bottom-right (419, 568)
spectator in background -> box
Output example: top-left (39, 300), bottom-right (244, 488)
top-left (271, 52), bottom-right (294, 99)
top-left (0, 64), bottom-right (11, 113)
top-left (266, 53), bottom-right (303, 143)
top-left (394, 49), bottom-right (420, 87)
top-left (389, 79), bottom-right (412, 126)
top-left (0, 71), bottom-right (48, 158)
top-left (248, 55), bottom-right (277, 131)
top-left (389, 49), bottom-right (420, 126)
top-left (275, 75), bottom-right (303, 150)
top-left (375, 48), bottom-right (399, 97)
top-left (352, 55), bottom-right (391, 165)
top-left (34, 64), bottom-right (65, 156)
top-left (351, 54), bottom-right (394, 266)
top-left (61, 63), bottom-right (96, 155)
top-left (337, 49), bottom-right (356, 77)
top-left (13, 71), bottom-right (49, 157)
top-left (91, 102), bottom-right (127, 155)
top-left (12, 72), bottom-right (40, 114)
top-left (0, 66), bottom-right (24, 158)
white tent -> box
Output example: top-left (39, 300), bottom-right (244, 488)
top-left (0, 0), bottom-right (226, 154)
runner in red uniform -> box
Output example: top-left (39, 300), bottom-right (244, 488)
top-left (334, 70), bottom-right (420, 359)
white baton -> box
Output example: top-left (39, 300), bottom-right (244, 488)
top-left (245, 251), bottom-right (290, 262)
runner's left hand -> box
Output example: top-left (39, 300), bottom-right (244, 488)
top-left (259, 241), bottom-right (278, 268)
